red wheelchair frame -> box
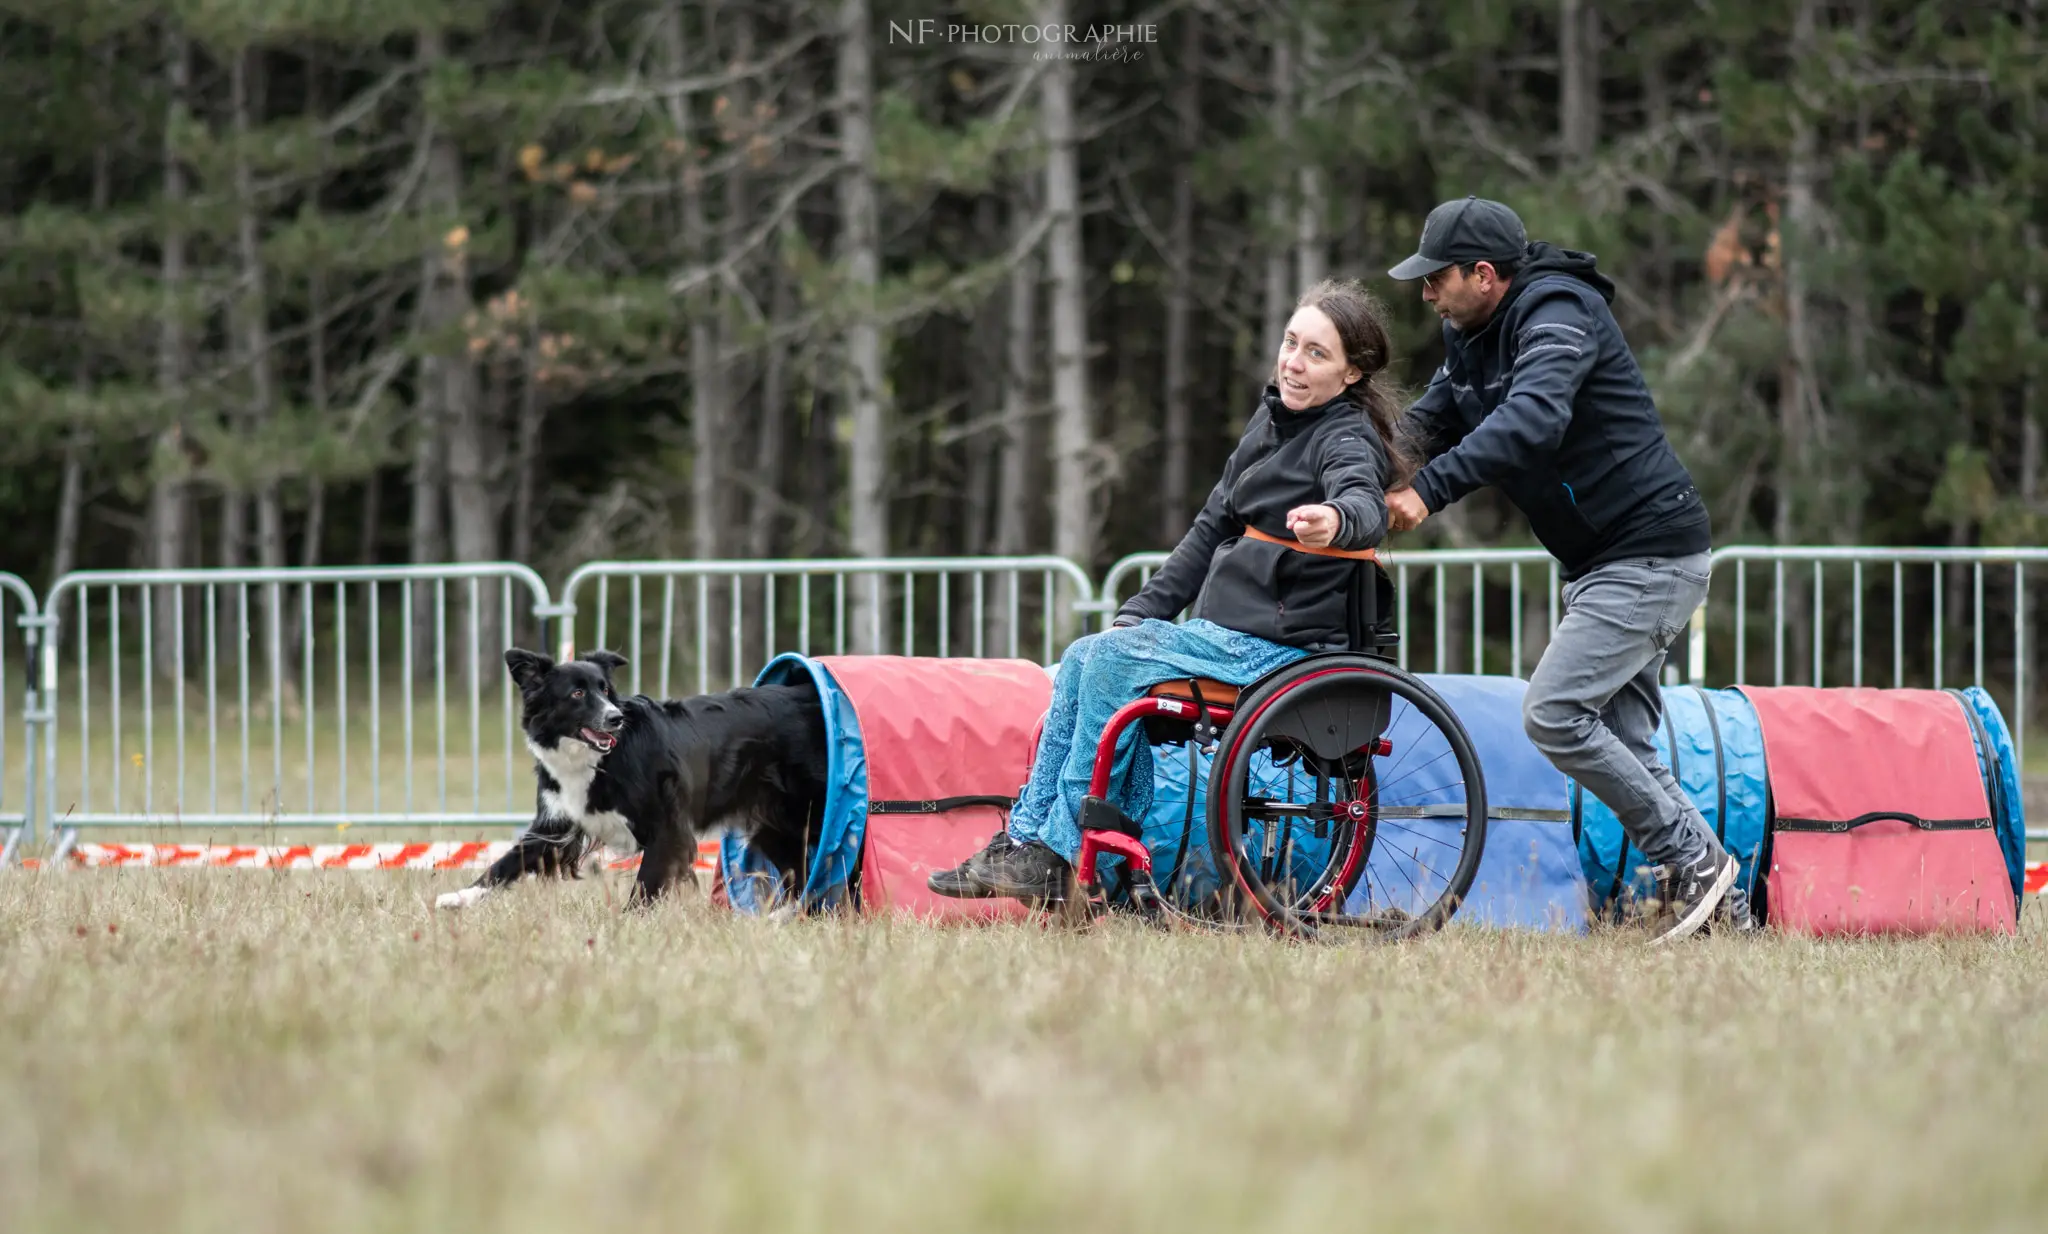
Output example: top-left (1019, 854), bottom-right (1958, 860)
top-left (1072, 672), bottom-right (1400, 923)
top-left (1057, 540), bottom-right (1489, 937)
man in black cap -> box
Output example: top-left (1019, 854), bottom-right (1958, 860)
top-left (1386, 196), bottom-right (1746, 943)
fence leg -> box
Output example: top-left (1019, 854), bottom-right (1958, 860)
top-left (534, 600), bottom-right (576, 665)
top-left (17, 611), bottom-right (53, 854)
top-left (50, 826), bottom-right (77, 866)
top-left (0, 827), bottom-right (19, 868)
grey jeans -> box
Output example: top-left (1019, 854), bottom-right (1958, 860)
top-left (1522, 552), bottom-right (1723, 871)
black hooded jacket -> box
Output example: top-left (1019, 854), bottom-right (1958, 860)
top-left (1114, 385), bottom-right (1390, 651)
top-left (1402, 242), bottom-right (1709, 578)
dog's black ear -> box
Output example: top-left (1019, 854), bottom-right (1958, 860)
top-left (582, 649), bottom-right (629, 681)
top-left (504, 648), bottom-right (554, 693)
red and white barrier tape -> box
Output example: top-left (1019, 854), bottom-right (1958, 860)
top-left (17, 845), bottom-right (2048, 895)
top-left (19, 840), bottom-right (718, 873)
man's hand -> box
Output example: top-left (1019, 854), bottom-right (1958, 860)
top-left (1386, 487), bottom-right (1431, 533)
top-left (1285, 504), bottom-right (1341, 547)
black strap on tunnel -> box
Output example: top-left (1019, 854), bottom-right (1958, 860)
top-left (1690, 684), bottom-right (1728, 845)
top-left (867, 795), bottom-right (1016, 814)
top-left (1773, 812), bottom-right (1992, 833)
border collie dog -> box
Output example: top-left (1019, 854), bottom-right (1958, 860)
top-left (435, 648), bottom-right (829, 910)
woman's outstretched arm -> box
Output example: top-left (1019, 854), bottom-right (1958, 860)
top-left (1316, 424), bottom-right (1391, 551)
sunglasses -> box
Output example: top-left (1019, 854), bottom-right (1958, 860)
top-left (1423, 262), bottom-right (1479, 291)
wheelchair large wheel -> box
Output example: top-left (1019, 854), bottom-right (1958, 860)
top-left (1206, 655), bottom-right (1488, 941)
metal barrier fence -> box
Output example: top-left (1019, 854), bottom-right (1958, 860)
top-left (0, 546), bottom-right (2037, 856)
top-left (556, 557), bottom-right (1096, 697)
top-left (1099, 548), bottom-right (1564, 677)
top-left (1, 573), bottom-right (41, 862)
top-left (33, 565), bottom-right (556, 849)
top-left (1685, 545), bottom-right (2038, 763)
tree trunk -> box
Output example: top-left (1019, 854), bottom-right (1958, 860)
top-left (802, 368), bottom-right (835, 559)
top-left (149, 24), bottom-right (192, 681)
top-left (1042, 0), bottom-right (1093, 607)
top-left (511, 331), bottom-right (544, 568)
top-left (839, 0), bottom-right (887, 650)
top-left (1260, 32), bottom-right (1295, 386)
top-left (407, 34), bottom-right (451, 668)
top-left (726, 4), bottom-right (765, 668)
top-left (672, 5), bottom-right (723, 566)
top-left (1559, 0), bottom-right (1600, 165)
top-left (295, 256), bottom-right (329, 674)
top-left (233, 49), bottom-right (299, 721)
top-left (1776, 0), bottom-right (1825, 680)
top-left (723, 2), bottom-right (756, 556)
top-left (299, 59), bottom-right (330, 581)
top-left (360, 469), bottom-right (383, 565)
top-left (990, 182), bottom-right (1042, 651)
top-left (1641, 44), bottom-right (1675, 332)
top-left (660, 0), bottom-right (732, 682)
top-left (1161, 15), bottom-right (1198, 544)
top-left (748, 222), bottom-right (797, 562)
top-left (964, 196), bottom-right (1002, 557)
top-left (1295, 22), bottom-right (1326, 289)
top-left (419, 50), bottom-right (487, 557)
top-left (416, 28), bottom-right (495, 670)
top-left (52, 117), bottom-right (111, 637)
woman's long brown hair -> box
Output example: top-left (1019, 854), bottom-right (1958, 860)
top-left (1293, 277), bottom-right (1419, 491)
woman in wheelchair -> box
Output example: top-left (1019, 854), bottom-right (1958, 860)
top-left (930, 278), bottom-right (1417, 907)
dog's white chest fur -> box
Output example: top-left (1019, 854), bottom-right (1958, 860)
top-left (529, 737), bottom-right (640, 856)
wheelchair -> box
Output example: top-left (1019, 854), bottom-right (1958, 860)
top-left (1071, 549), bottom-right (1490, 941)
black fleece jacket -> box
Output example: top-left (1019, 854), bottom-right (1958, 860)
top-left (1115, 385), bottom-right (1390, 652)
top-left (1402, 242), bottom-right (1709, 578)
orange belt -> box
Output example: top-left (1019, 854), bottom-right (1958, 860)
top-left (1244, 524), bottom-right (1378, 562)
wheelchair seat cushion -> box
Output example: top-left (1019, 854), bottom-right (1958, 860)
top-left (1146, 678), bottom-right (1241, 708)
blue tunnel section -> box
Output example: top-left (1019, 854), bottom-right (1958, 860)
top-left (718, 653), bottom-right (870, 915)
top-left (1138, 673), bottom-right (1589, 933)
top-left (1951, 686), bottom-right (2027, 907)
top-left (1572, 685), bottom-right (1770, 919)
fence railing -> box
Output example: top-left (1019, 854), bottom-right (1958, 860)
top-left (557, 557), bottom-right (1096, 697)
top-left (1683, 546), bottom-right (2039, 763)
top-left (1100, 548), bottom-right (1564, 677)
top-left (31, 565), bottom-right (555, 846)
top-left (0, 545), bottom-right (2036, 856)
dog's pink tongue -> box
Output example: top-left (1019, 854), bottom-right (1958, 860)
top-left (582, 727), bottom-right (613, 749)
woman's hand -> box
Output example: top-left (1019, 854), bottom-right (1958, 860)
top-left (1285, 504), bottom-right (1341, 548)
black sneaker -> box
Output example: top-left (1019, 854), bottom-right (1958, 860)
top-left (927, 831), bottom-right (1073, 904)
top-left (1647, 848), bottom-right (1740, 946)
top-left (1700, 881), bottom-right (1759, 937)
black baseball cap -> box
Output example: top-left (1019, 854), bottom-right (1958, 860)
top-left (1387, 196), bottom-right (1528, 280)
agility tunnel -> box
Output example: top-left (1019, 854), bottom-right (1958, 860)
top-left (1744, 686), bottom-right (2019, 934)
top-left (718, 653), bottom-right (1051, 920)
top-left (718, 653), bottom-right (2026, 935)
top-left (1574, 685), bottom-right (1772, 921)
top-left (1575, 683), bottom-right (2025, 934)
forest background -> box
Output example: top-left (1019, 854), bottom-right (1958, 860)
top-left (0, 0), bottom-right (2039, 677)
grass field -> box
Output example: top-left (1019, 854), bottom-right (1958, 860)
top-left (2, 871), bottom-right (2044, 1233)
